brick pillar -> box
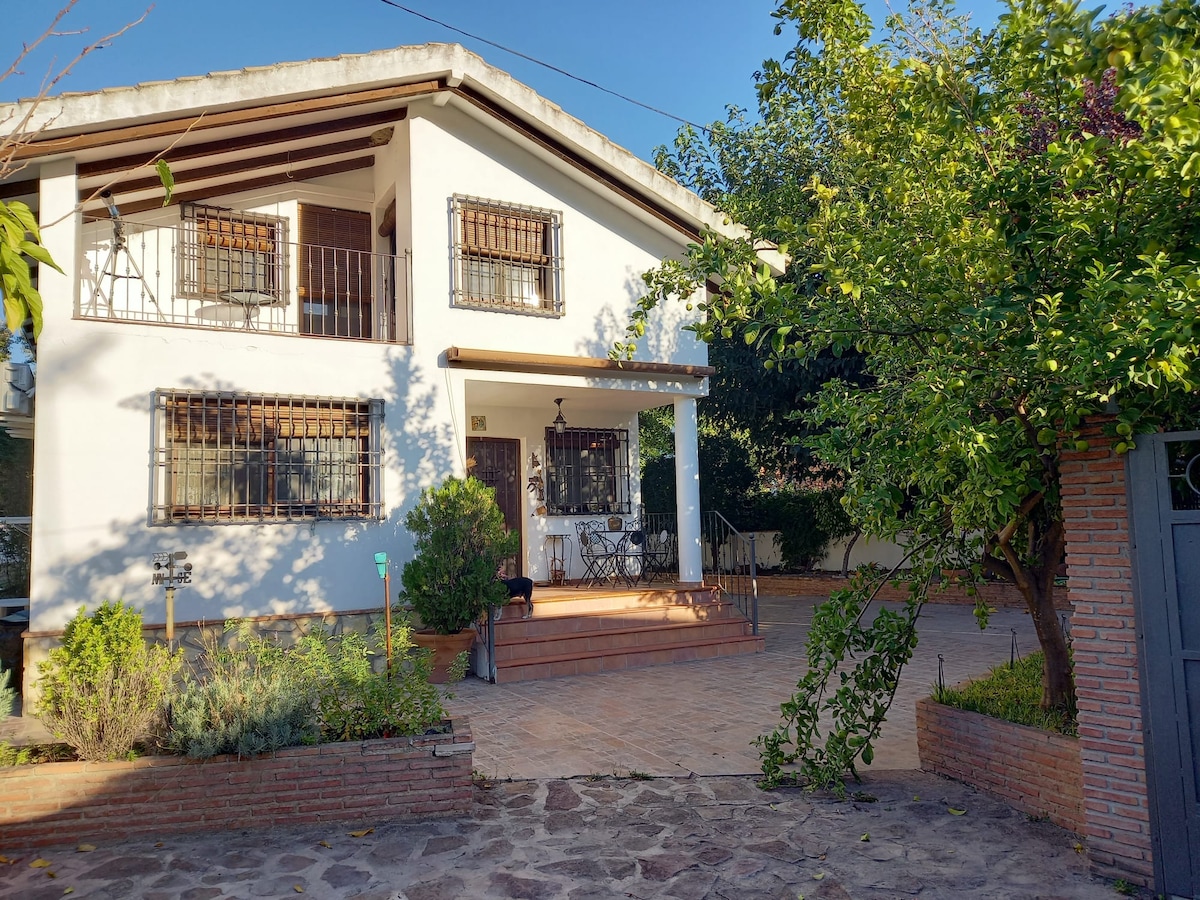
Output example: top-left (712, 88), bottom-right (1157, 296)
top-left (1059, 420), bottom-right (1154, 886)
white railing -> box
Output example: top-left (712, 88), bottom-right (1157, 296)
top-left (78, 217), bottom-right (412, 344)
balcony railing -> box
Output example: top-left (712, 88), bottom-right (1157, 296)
top-left (78, 217), bottom-right (412, 344)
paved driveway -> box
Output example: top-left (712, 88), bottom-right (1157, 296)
top-left (448, 594), bottom-right (1040, 779)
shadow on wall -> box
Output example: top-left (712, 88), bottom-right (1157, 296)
top-left (577, 269), bottom-right (693, 365)
top-left (34, 347), bottom-right (456, 632)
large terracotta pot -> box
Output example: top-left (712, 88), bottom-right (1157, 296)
top-left (411, 629), bottom-right (476, 683)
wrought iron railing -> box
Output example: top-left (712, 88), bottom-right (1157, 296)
top-left (78, 217), bottom-right (412, 344)
top-left (701, 510), bottom-right (759, 636)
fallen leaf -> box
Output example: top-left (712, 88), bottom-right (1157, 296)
top-left (47, 871), bottom-right (57, 878)
top-left (912, 795), bottom-right (920, 801)
top-left (76, 845), bottom-right (95, 853)
top-left (812, 871), bottom-right (825, 880)
top-left (154, 842), bottom-right (164, 848)
top-left (318, 840), bottom-right (332, 849)
top-left (1073, 842), bottom-right (1084, 854)
top-left (30, 859), bottom-right (52, 868)
top-left (294, 886), bottom-right (304, 893)
top-left (769, 803), bottom-right (777, 810)
top-left (63, 889), bottom-right (74, 895)
top-left (947, 807), bottom-right (967, 816)
top-left (859, 833), bottom-right (870, 842)
top-left (347, 828), bottom-right (373, 838)
top-left (0, 855), bottom-right (12, 865)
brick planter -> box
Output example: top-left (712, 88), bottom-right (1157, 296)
top-left (0, 718), bottom-right (474, 849)
top-left (916, 697), bottom-right (1083, 832)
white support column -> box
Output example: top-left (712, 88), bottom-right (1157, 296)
top-left (673, 396), bottom-right (703, 586)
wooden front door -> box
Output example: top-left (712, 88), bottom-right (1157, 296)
top-left (466, 437), bottom-right (523, 575)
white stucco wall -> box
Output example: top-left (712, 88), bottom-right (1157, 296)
top-left (27, 100), bottom-right (707, 633)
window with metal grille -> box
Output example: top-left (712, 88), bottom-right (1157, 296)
top-left (178, 204), bottom-right (287, 304)
top-left (544, 427), bottom-right (630, 515)
top-left (153, 390), bottom-right (383, 523)
top-left (452, 195), bottom-right (563, 314)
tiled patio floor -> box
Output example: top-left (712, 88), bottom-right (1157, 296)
top-left (447, 593), bottom-right (1040, 779)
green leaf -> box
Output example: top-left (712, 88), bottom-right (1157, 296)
top-left (156, 160), bottom-right (175, 206)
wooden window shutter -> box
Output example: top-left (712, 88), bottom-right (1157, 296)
top-left (298, 205), bottom-right (373, 302)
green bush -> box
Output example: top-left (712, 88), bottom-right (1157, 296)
top-left (933, 651), bottom-right (1077, 736)
top-left (297, 623), bottom-right (452, 743)
top-left (399, 476), bottom-right (518, 634)
top-left (750, 487), bottom-right (854, 571)
top-left (165, 622), bottom-right (317, 759)
top-left (0, 666), bottom-right (14, 718)
top-left (36, 601), bottom-right (181, 761)
top-left (0, 740), bottom-right (31, 766)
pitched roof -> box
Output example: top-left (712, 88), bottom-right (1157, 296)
top-left (2, 43), bottom-right (786, 271)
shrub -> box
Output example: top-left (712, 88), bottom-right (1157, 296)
top-left (36, 601), bottom-right (180, 761)
top-left (400, 476), bottom-right (518, 635)
top-left (165, 622), bottom-right (317, 759)
top-left (0, 665), bottom-right (14, 718)
top-left (298, 623), bottom-right (452, 743)
top-left (750, 487), bottom-right (854, 570)
top-left (933, 651), bottom-right (1078, 736)
top-left (0, 740), bottom-right (31, 766)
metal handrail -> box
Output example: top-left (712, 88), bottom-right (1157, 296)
top-left (701, 510), bottom-right (759, 636)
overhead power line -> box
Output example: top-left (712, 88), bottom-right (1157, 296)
top-left (375, 0), bottom-right (710, 134)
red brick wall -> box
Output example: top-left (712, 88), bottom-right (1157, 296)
top-left (0, 719), bottom-right (473, 849)
top-left (756, 573), bottom-right (1066, 609)
top-left (1060, 422), bottom-right (1154, 885)
top-left (916, 697), bottom-right (1084, 832)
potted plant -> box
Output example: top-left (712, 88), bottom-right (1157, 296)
top-left (399, 476), bottom-right (518, 681)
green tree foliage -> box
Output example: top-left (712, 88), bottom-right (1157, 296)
top-left (621, 0), bottom-right (1200, 789)
top-left (399, 476), bottom-right (519, 635)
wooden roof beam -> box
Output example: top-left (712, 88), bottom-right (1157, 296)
top-left (12, 79), bottom-right (440, 162)
top-left (445, 347), bottom-right (714, 378)
top-left (96, 156), bottom-right (375, 216)
top-left (77, 108), bottom-right (406, 179)
top-left (81, 137), bottom-right (376, 201)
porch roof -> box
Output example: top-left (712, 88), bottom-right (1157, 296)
top-left (445, 347), bottom-right (715, 379)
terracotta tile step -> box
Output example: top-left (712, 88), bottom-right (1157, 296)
top-left (493, 634), bottom-right (765, 683)
top-left (491, 619), bottom-right (753, 662)
top-left (493, 602), bottom-right (745, 637)
top-left (494, 587), bottom-right (718, 620)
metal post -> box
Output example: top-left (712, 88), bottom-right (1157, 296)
top-left (748, 532), bottom-right (759, 637)
top-left (165, 583), bottom-right (175, 643)
top-left (384, 568), bottom-right (393, 679)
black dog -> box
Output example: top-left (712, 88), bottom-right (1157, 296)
top-left (497, 567), bottom-right (534, 619)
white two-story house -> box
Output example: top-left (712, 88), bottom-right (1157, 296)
top-left (0, 44), bottom-right (782, 692)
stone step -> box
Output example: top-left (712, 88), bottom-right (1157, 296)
top-left (492, 600), bottom-right (745, 640)
top-left (492, 634), bottom-right (765, 683)
top-left (494, 586), bottom-right (718, 620)
top-left (491, 618), bottom-right (754, 663)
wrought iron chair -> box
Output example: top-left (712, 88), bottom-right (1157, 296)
top-left (575, 520), bottom-right (619, 588)
top-left (641, 528), bottom-right (678, 583)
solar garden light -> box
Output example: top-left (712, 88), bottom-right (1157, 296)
top-left (374, 551), bottom-right (393, 677)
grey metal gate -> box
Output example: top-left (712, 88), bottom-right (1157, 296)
top-left (1129, 432), bottom-right (1200, 898)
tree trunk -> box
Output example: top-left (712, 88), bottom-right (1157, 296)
top-left (841, 529), bottom-right (861, 577)
top-left (1016, 574), bottom-right (1075, 710)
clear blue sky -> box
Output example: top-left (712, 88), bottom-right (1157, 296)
top-left (2, 0), bottom-right (1001, 164)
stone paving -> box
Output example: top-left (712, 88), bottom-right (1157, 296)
top-left (0, 594), bottom-right (1126, 898)
top-left (447, 595), bottom-right (1041, 778)
top-left (0, 772), bottom-right (1112, 899)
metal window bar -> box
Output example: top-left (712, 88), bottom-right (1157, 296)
top-left (451, 195), bottom-right (563, 315)
top-left (544, 427), bottom-right (631, 516)
top-left (152, 390), bottom-right (384, 524)
top-left (79, 215), bottom-right (412, 344)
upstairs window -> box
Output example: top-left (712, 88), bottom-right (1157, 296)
top-left (544, 427), bottom-right (631, 515)
top-left (153, 390), bottom-right (383, 523)
top-left (178, 204), bottom-right (287, 305)
top-left (452, 195), bottom-right (562, 314)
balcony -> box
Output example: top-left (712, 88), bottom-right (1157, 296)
top-left (77, 215), bottom-right (412, 343)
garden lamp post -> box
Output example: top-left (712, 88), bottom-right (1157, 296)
top-left (374, 551), bottom-right (393, 677)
